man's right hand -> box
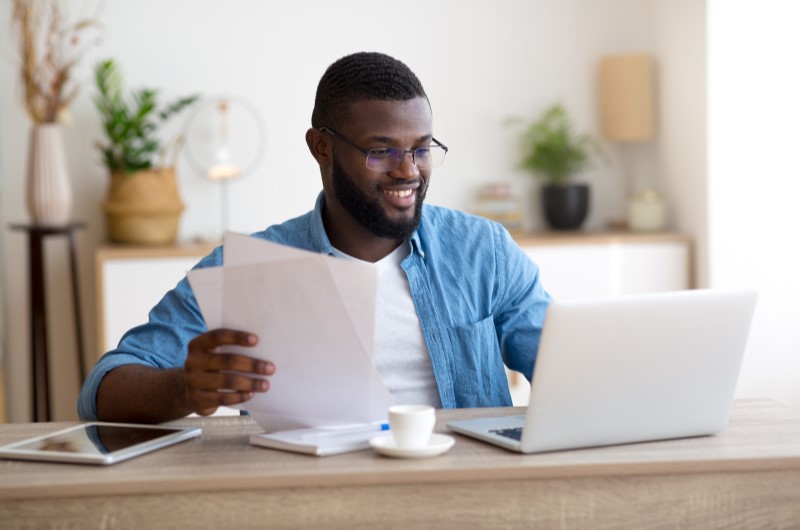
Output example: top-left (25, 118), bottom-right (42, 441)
top-left (182, 329), bottom-right (275, 416)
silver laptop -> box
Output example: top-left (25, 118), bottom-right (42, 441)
top-left (447, 289), bottom-right (758, 453)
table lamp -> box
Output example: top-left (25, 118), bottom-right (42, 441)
top-left (183, 95), bottom-right (266, 234)
top-left (599, 54), bottom-right (666, 232)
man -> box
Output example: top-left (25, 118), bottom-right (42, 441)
top-left (78, 52), bottom-right (551, 423)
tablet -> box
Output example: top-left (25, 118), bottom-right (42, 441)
top-left (0, 422), bottom-right (202, 465)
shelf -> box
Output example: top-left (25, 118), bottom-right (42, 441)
top-left (512, 230), bottom-right (691, 247)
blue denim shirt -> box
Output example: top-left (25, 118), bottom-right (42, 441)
top-left (78, 193), bottom-right (551, 420)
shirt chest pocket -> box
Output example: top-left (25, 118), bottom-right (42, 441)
top-left (446, 315), bottom-right (511, 408)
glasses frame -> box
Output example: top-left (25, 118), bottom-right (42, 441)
top-left (319, 126), bottom-right (448, 172)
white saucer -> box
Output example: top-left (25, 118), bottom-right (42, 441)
top-left (369, 433), bottom-right (455, 459)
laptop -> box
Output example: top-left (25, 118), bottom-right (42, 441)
top-left (447, 289), bottom-right (758, 453)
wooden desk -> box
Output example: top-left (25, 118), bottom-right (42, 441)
top-left (2, 399), bottom-right (800, 529)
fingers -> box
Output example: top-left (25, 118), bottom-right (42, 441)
top-left (186, 349), bottom-right (275, 377)
top-left (184, 328), bottom-right (276, 414)
top-left (191, 329), bottom-right (258, 351)
top-left (187, 370), bottom-right (270, 394)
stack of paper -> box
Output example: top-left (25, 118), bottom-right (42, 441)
top-left (187, 232), bottom-right (395, 434)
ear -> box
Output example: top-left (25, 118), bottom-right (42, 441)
top-left (305, 128), bottom-right (333, 167)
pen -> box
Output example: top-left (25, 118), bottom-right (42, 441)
top-left (301, 423), bottom-right (390, 440)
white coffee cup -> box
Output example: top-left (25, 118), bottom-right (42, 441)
top-left (389, 404), bottom-right (436, 449)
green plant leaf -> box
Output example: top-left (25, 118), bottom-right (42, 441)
top-left (511, 103), bottom-right (602, 186)
top-left (93, 58), bottom-right (199, 173)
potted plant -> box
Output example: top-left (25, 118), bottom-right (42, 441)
top-left (93, 58), bottom-right (198, 244)
top-left (513, 103), bottom-right (601, 230)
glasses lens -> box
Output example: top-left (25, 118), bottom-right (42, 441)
top-left (366, 148), bottom-right (404, 171)
top-left (415, 146), bottom-right (446, 170)
top-left (365, 145), bottom-right (447, 171)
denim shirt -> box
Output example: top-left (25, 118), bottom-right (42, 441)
top-left (78, 193), bottom-right (551, 420)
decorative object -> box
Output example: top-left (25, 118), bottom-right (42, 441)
top-left (182, 95), bottom-right (267, 235)
top-left (627, 190), bottom-right (667, 232)
top-left (103, 168), bottom-right (185, 245)
top-left (93, 59), bottom-right (198, 244)
top-left (599, 54), bottom-right (667, 232)
top-left (26, 125), bottom-right (72, 225)
top-left (512, 103), bottom-right (601, 231)
top-left (474, 182), bottom-right (523, 235)
top-left (10, 0), bottom-right (101, 226)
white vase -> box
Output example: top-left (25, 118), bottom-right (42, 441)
top-left (26, 124), bottom-right (73, 226)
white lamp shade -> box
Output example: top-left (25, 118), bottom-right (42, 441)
top-left (599, 54), bottom-right (655, 142)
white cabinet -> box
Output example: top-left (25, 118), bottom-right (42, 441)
top-left (519, 232), bottom-right (692, 299)
top-left (95, 244), bottom-right (215, 359)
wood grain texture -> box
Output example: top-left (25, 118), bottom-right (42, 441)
top-left (513, 231), bottom-right (691, 247)
top-left (2, 399), bottom-right (800, 529)
top-left (94, 243), bottom-right (218, 260)
top-left (3, 470), bottom-right (799, 529)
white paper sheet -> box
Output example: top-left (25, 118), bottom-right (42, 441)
top-left (187, 232), bottom-right (394, 432)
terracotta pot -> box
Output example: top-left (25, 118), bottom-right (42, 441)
top-left (103, 167), bottom-right (185, 245)
top-left (26, 124), bottom-right (72, 226)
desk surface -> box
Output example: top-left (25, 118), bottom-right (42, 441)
top-left (3, 399), bottom-right (800, 529)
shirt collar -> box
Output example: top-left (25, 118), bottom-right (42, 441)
top-left (309, 190), bottom-right (426, 260)
top-left (309, 192), bottom-right (337, 256)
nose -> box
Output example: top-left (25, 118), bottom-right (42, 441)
top-left (391, 151), bottom-right (420, 180)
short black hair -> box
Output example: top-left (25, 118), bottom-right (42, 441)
top-left (311, 52), bottom-right (428, 130)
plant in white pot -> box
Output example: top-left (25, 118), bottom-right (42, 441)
top-left (93, 59), bottom-right (198, 244)
top-left (513, 103), bottom-right (602, 230)
top-left (10, 0), bottom-right (101, 226)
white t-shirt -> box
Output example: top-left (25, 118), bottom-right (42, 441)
top-left (333, 243), bottom-right (442, 407)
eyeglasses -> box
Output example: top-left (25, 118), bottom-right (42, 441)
top-left (319, 127), bottom-right (448, 172)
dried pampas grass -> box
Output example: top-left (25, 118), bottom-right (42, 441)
top-left (10, 0), bottom-right (102, 124)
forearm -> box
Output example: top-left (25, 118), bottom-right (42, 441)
top-left (96, 365), bottom-right (192, 424)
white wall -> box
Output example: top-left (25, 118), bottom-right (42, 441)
top-left (0, 0), bottom-right (662, 421)
top-left (653, 0), bottom-right (708, 288)
top-left (708, 0), bottom-right (800, 410)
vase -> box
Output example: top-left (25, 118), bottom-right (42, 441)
top-left (628, 190), bottom-right (668, 232)
top-left (26, 124), bottom-right (73, 226)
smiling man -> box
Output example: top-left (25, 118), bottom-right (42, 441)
top-left (79, 52), bottom-right (551, 424)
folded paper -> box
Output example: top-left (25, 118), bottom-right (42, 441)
top-left (187, 232), bottom-right (394, 432)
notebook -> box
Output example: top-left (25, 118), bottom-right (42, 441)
top-left (250, 422), bottom-right (390, 456)
top-left (447, 289), bottom-right (758, 454)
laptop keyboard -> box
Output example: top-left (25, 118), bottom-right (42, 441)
top-left (490, 427), bottom-right (523, 441)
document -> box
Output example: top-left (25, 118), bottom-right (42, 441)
top-left (187, 232), bottom-right (394, 433)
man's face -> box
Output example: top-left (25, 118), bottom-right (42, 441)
top-left (330, 155), bottom-right (426, 240)
top-left (325, 97), bottom-right (433, 240)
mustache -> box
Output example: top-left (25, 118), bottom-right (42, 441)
top-left (382, 177), bottom-right (428, 191)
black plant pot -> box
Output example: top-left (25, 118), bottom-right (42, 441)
top-left (541, 184), bottom-right (589, 230)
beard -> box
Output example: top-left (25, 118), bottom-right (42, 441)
top-left (331, 158), bottom-right (426, 240)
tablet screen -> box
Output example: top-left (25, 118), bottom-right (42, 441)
top-left (18, 424), bottom-right (184, 454)
top-left (0, 422), bottom-right (201, 465)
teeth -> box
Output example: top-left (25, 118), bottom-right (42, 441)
top-left (384, 189), bottom-right (413, 198)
